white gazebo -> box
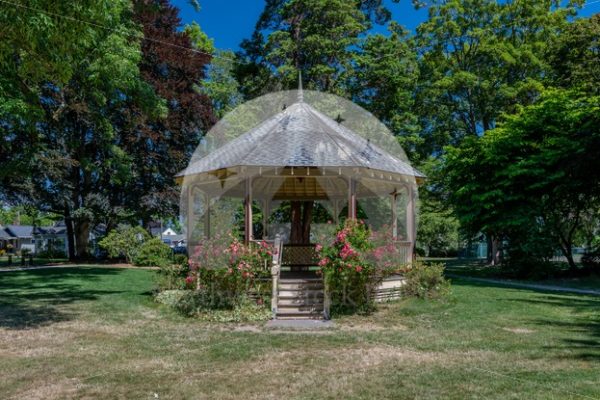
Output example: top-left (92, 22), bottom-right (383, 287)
top-left (177, 88), bottom-right (424, 318)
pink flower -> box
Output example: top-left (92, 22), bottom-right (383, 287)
top-left (185, 275), bottom-right (195, 284)
top-left (355, 266), bottom-right (363, 273)
top-left (318, 257), bottom-right (329, 267)
top-left (315, 244), bottom-right (323, 252)
top-left (339, 243), bottom-right (357, 260)
top-left (336, 230), bottom-right (348, 243)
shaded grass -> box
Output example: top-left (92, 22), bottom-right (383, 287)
top-left (1, 267), bottom-right (600, 399)
top-left (440, 257), bottom-right (600, 291)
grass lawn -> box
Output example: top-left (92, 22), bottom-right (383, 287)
top-left (1, 267), bottom-right (599, 399)
top-left (0, 255), bottom-right (69, 268)
top-left (441, 258), bottom-right (600, 291)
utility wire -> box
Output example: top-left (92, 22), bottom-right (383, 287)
top-left (0, 0), bottom-right (236, 61)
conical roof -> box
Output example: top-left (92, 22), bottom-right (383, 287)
top-left (177, 100), bottom-right (423, 179)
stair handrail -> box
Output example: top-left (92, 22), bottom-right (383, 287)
top-left (323, 275), bottom-right (331, 320)
top-left (271, 234), bottom-right (282, 319)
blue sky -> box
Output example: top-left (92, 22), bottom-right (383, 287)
top-left (171, 0), bottom-right (599, 51)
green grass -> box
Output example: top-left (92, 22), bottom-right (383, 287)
top-left (0, 255), bottom-right (69, 268)
top-left (440, 258), bottom-right (600, 291)
top-left (1, 266), bottom-right (600, 399)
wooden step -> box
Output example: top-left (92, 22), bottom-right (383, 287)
top-left (278, 303), bottom-right (324, 311)
top-left (278, 298), bottom-right (324, 306)
top-left (278, 289), bottom-right (324, 298)
top-left (276, 310), bottom-right (324, 320)
top-left (278, 282), bottom-right (323, 291)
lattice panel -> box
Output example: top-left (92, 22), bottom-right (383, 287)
top-left (281, 245), bottom-right (318, 266)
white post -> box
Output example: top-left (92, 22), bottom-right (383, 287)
top-left (204, 193), bottom-right (211, 239)
top-left (391, 191), bottom-right (398, 240)
top-left (406, 185), bottom-right (415, 262)
top-left (333, 199), bottom-right (340, 225)
top-left (187, 185), bottom-right (195, 247)
top-left (244, 178), bottom-right (253, 244)
top-left (347, 178), bottom-right (357, 220)
top-left (271, 234), bottom-right (281, 319)
top-left (262, 199), bottom-right (270, 239)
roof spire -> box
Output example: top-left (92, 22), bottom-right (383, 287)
top-left (297, 71), bottom-right (304, 102)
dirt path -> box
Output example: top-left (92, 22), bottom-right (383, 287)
top-left (447, 273), bottom-right (600, 296)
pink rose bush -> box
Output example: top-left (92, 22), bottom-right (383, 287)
top-left (315, 219), bottom-right (410, 314)
top-left (187, 234), bottom-right (273, 306)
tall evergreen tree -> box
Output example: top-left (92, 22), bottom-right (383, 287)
top-left (236, 0), bottom-right (398, 97)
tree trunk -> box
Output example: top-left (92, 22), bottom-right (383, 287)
top-left (301, 201), bottom-right (313, 244)
top-left (290, 201), bottom-right (303, 244)
top-left (289, 201), bottom-right (313, 244)
top-left (74, 219), bottom-right (90, 259)
top-left (558, 238), bottom-right (578, 272)
top-left (65, 206), bottom-right (76, 261)
top-left (490, 236), bottom-right (501, 266)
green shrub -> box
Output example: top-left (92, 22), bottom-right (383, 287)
top-left (155, 289), bottom-right (189, 308)
top-left (99, 225), bottom-right (150, 263)
top-left (156, 262), bottom-right (190, 291)
top-left (156, 289), bottom-right (270, 322)
top-left (37, 248), bottom-right (67, 259)
top-left (402, 262), bottom-right (450, 299)
top-left (133, 238), bottom-right (172, 267)
top-left (582, 248), bottom-right (600, 275)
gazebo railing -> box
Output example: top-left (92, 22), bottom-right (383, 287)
top-left (393, 241), bottom-right (413, 264)
top-left (261, 235), bottom-right (282, 318)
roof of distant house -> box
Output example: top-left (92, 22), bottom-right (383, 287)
top-left (4, 225), bottom-right (33, 238)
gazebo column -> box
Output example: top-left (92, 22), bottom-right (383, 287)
top-left (262, 199), bottom-right (270, 239)
top-left (244, 177), bottom-right (253, 244)
top-left (186, 185), bottom-right (195, 246)
top-left (333, 199), bottom-right (340, 225)
top-left (204, 193), bottom-right (211, 239)
top-left (347, 178), bottom-right (357, 220)
top-left (406, 184), bottom-right (415, 262)
top-left (391, 191), bottom-right (398, 240)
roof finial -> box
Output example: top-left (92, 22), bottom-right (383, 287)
top-left (297, 70), bottom-right (304, 103)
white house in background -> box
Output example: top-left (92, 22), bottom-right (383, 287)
top-left (162, 227), bottom-right (178, 236)
top-left (0, 225), bottom-right (34, 253)
top-left (149, 225), bottom-right (185, 248)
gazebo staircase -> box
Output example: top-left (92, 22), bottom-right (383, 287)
top-left (276, 276), bottom-right (324, 319)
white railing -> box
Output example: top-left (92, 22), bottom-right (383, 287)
top-left (270, 235), bottom-right (283, 318)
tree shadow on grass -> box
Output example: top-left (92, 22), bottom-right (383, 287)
top-left (0, 267), bottom-right (131, 330)
top-left (453, 278), bottom-right (600, 361)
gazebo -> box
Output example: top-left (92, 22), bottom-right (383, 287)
top-left (176, 88), bottom-right (424, 318)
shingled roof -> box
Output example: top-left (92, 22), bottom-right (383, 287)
top-left (177, 100), bottom-right (424, 179)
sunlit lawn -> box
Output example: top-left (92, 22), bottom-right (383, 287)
top-left (1, 267), bottom-right (599, 399)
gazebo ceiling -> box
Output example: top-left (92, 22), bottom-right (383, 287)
top-left (177, 100), bottom-right (424, 182)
